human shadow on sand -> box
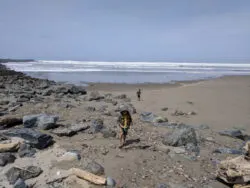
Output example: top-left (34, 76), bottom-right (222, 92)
top-left (122, 138), bottom-right (151, 150)
top-left (124, 138), bottom-right (141, 147)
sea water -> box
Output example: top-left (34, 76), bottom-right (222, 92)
top-left (4, 60), bottom-right (250, 85)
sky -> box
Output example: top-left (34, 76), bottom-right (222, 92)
top-left (0, 0), bottom-right (249, 62)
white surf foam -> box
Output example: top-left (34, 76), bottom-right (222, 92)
top-left (4, 60), bottom-right (250, 73)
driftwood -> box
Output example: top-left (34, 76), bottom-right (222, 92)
top-left (70, 168), bottom-right (106, 185)
top-left (0, 142), bottom-right (20, 152)
top-left (8, 104), bottom-right (22, 112)
top-left (217, 142), bottom-right (250, 185)
top-left (0, 117), bottom-right (22, 129)
top-left (234, 185), bottom-right (250, 188)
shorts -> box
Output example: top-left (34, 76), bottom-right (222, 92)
top-left (121, 127), bottom-right (129, 136)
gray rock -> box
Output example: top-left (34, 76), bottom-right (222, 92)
top-left (17, 96), bottom-right (29, 103)
top-left (68, 85), bottom-right (87, 95)
top-left (89, 119), bottom-right (104, 133)
top-left (42, 89), bottom-right (54, 96)
top-left (114, 94), bottom-right (127, 99)
top-left (13, 178), bottom-right (27, 188)
top-left (171, 110), bottom-right (187, 116)
top-left (88, 91), bottom-right (104, 101)
top-left (156, 183), bottom-right (169, 188)
top-left (18, 143), bottom-right (36, 158)
top-left (54, 86), bottom-right (68, 94)
top-left (58, 103), bottom-right (75, 109)
top-left (213, 147), bottom-right (243, 155)
top-left (161, 107), bottom-right (168, 111)
top-left (4, 128), bottom-right (53, 149)
top-left (168, 183), bottom-right (187, 188)
top-left (51, 124), bottom-right (89, 137)
top-left (115, 103), bottom-right (136, 114)
top-left (5, 166), bottom-right (43, 184)
top-left (23, 114), bottom-right (59, 130)
top-left (219, 129), bottom-right (250, 141)
top-left (84, 106), bottom-right (96, 112)
top-left (85, 161), bottom-right (104, 175)
top-left (188, 111), bottom-right (197, 115)
top-left (51, 127), bottom-right (76, 137)
top-left (102, 111), bottom-right (112, 116)
top-left (198, 124), bottom-right (210, 130)
top-left (97, 105), bottom-right (108, 112)
top-left (163, 127), bottom-right (198, 147)
top-left (37, 80), bottom-right (51, 89)
top-left (185, 143), bottom-right (200, 155)
top-left (0, 153), bottom-right (16, 166)
top-left (140, 112), bottom-right (168, 124)
top-left (0, 112), bottom-right (7, 116)
top-left (101, 128), bottom-right (117, 138)
top-left (70, 124), bottom-right (90, 132)
top-left (112, 100), bottom-right (118, 106)
top-left (123, 98), bottom-right (131, 102)
top-left (106, 177), bottom-right (116, 187)
top-left (0, 100), bottom-right (9, 105)
top-left (104, 93), bottom-right (113, 98)
top-left (0, 134), bottom-right (8, 141)
top-left (140, 112), bottom-right (159, 123)
top-left (59, 151), bottom-right (81, 161)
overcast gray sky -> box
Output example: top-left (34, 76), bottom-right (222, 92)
top-left (0, 0), bottom-right (249, 62)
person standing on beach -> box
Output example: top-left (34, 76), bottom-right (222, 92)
top-left (117, 110), bottom-right (133, 148)
top-left (137, 89), bottom-right (141, 101)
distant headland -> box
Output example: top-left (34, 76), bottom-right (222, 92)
top-left (0, 58), bottom-right (34, 63)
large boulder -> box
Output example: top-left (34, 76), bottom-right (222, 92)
top-left (5, 166), bottom-right (43, 184)
top-left (163, 127), bottom-right (198, 147)
top-left (0, 153), bottom-right (16, 166)
top-left (23, 114), bottom-right (59, 130)
top-left (4, 128), bottom-right (54, 149)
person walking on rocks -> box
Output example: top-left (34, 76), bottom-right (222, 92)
top-left (118, 110), bottom-right (133, 148)
top-left (137, 89), bottom-right (141, 101)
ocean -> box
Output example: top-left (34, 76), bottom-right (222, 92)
top-left (4, 60), bottom-right (250, 85)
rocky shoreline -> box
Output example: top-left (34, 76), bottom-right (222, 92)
top-left (0, 64), bottom-right (250, 188)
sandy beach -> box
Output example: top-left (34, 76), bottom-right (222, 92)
top-left (1, 67), bottom-right (250, 187)
top-left (89, 75), bottom-right (250, 132)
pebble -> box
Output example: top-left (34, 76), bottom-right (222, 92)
top-left (106, 177), bottom-right (116, 187)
